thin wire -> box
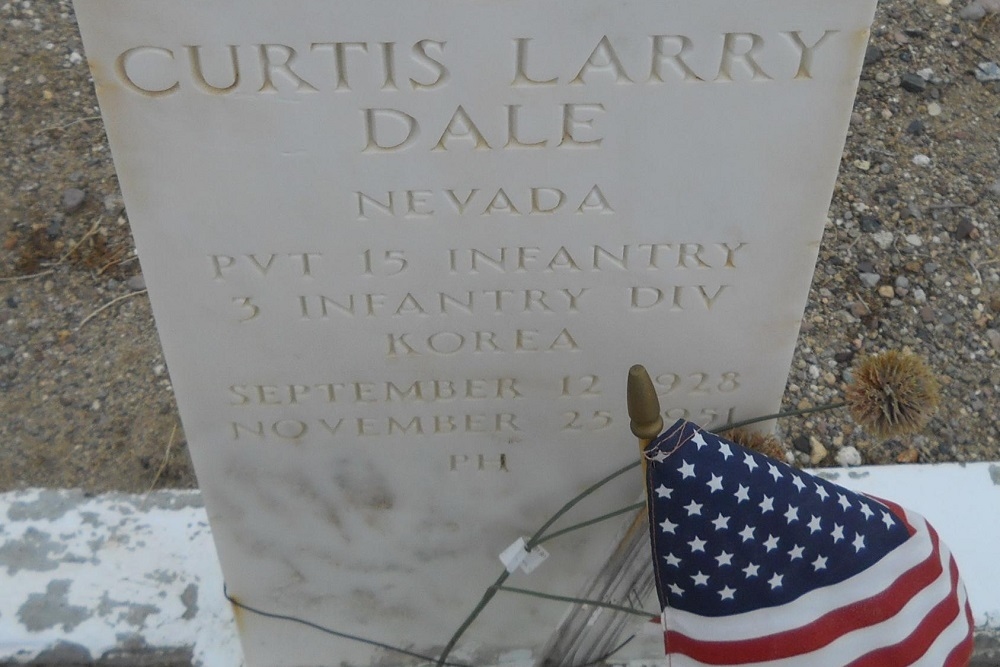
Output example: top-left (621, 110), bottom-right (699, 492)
top-left (436, 458), bottom-right (641, 667)
top-left (537, 502), bottom-right (646, 545)
top-left (496, 585), bottom-right (655, 618)
top-left (222, 585), bottom-right (472, 667)
top-left (714, 402), bottom-right (846, 433)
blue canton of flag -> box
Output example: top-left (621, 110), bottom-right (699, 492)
top-left (645, 419), bottom-right (973, 666)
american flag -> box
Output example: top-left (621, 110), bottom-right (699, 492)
top-left (645, 419), bottom-right (973, 666)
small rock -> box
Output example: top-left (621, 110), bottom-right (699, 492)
top-left (923, 262), bottom-right (939, 274)
top-left (959, 1), bottom-right (987, 18)
top-left (850, 301), bottom-right (872, 318)
top-left (906, 119), bottom-right (925, 135)
top-left (835, 446), bottom-right (863, 467)
top-left (989, 180), bottom-right (1000, 197)
top-left (896, 448), bottom-right (920, 464)
top-left (917, 68), bottom-right (935, 80)
top-left (895, 276), bottom-right (910, 289)
top-left (126, 274), bottom-right (146, 291)
top-left (919, 306), bottom-right (936, 323)
top-left (987, 329), bottom-right (1000, 352)
top-left (954, 219), bottom-right (975, 239)
top-left (103, 195), bottom-right (125, 215)
top-left (859, 215), bottom-right (881, 232)
top-left (792, 435), bottom-right (811, 455)
top-left (976, 62), bottom-right (1000, 82)
top-left (61, 188), bottom-right (86, 214)
top-left (927, 102), bottom-right (942, 116)
top-left (900, 73), bottom-right (927, 92)
top-left (864, 45), bottom-right (884, 65)
top-left (0, 344), bottom-right (15, 363)
top-left (810, 438), bottom-right (829, 465)
top-left (854, 159), bottom-right (871, 171)
top-left (859, 272), bottom-right (881, 288)
top-left (904, 233), bottom-right (923, 246)
top-left (878, 285), bottom-right (896, 298)
top-left (913, 288), bottom-right (927, 303)
top-left (153, 364), bottom-right (167, 376)
top-left (872, 230), bottom-right (894, 249)
top-left (834, 351), bottom-right (855, 363)
top-left (912, 154), bottom-right (931, 166)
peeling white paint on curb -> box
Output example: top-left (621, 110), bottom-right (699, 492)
top-left (0, 462), bottom-right (997, 665)
top-left (0, 489), bottom-right (242, 666)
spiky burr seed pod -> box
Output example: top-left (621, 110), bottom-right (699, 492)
top-left (845, 350), bottom-right (940, 440)
top-left (725, 428), bottom-right (786, 461)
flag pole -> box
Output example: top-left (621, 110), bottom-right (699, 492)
top-left (627, 364), bottom-right (664, 480)
top-left (534, 365), bottom-right (664, 667)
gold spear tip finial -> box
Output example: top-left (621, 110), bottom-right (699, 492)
top-left (628, 364), bottom-right (663, 440)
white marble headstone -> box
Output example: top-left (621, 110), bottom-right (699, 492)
top-left (74, 0), bottom-right (877, 664)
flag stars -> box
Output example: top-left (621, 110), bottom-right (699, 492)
top-left (649, 450), bottom-right (668, 463)
top-left (692, 432), bottom-right (709, 449)
top-left (679, 461), bottom-right (697, 479)
top-left (663, 554), bottom-right (681, 567)
top-left (743, 453), bottom-right (758, 472)
top-left (792, 476), bottom-right (807, 492)
top-left (689, 536), bottom-right (707, 553)
top-left (655, 484), bottom-right (672, 499)
top-left (852, 534), bottom-right (866, 553)
top-left (860, 504), bottom-right (874, 520)
top-left (659, 517), bottom-right (678, 534)
top-left (763, 535), bottom-right (780, 552)
top-left (718, 443), bottom-right (733, 460)
top-left (669, 583), bottom-right (684, 597)
top-left (706, 474), bottom-right (725, 493)
top-left (789, 544), bottom-right (805, 561)
top-left (711, 514), bottom-right (730, 531)
top-left (816, 486), bottom-right (830, 501)
top-left (684, 500), bottom-right (703, 517)
top-left (838, 494), bottom-right (852, 511)
top-left (760, 495), bottom-right (775, 513)
top-left (831, 524), bottom-right (845, 543)
top-left (767, 463), bottom-right (783, 482)
top-left (738, 526), bottom-right (755, 542)
top-left (718, 586), bottom-right (736, 601)
top-left (742, 563), bottom-right (760, 578)
top-left (881, 511), bottom-right (895, 529)
top-left (734, 485), bottom-right (750, 503)
top-left (812, 555), bottom-right (828, 571)
top-left (692, 571), bottom-right (710, 586)
top-left (768, 573), bottom-right (784, 590)
top-left (715, 551), bottom-right (734, 567)
top-left (808, 515), bottom-right (822, 534)
top-left (784, 505), bottom-right (799, 523)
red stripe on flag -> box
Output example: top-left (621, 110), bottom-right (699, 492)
top-left (943, 589), bottom-right (975, 667)
top-left (665, 515), bottom-right (945, 664)
top-left (846, 554), bottom-right (964, 667)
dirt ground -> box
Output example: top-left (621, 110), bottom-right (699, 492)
top-left (0, 0), bottom-right (998, 493)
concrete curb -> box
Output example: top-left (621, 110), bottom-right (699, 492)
top-left (1, 461), bottom-right (998, 665)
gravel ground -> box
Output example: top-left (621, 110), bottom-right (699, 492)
top-left (0, 0), bottom-right (998, 493)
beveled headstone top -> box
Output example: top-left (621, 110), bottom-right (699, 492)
top-left (74, 0), bottom-right (877, 664)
